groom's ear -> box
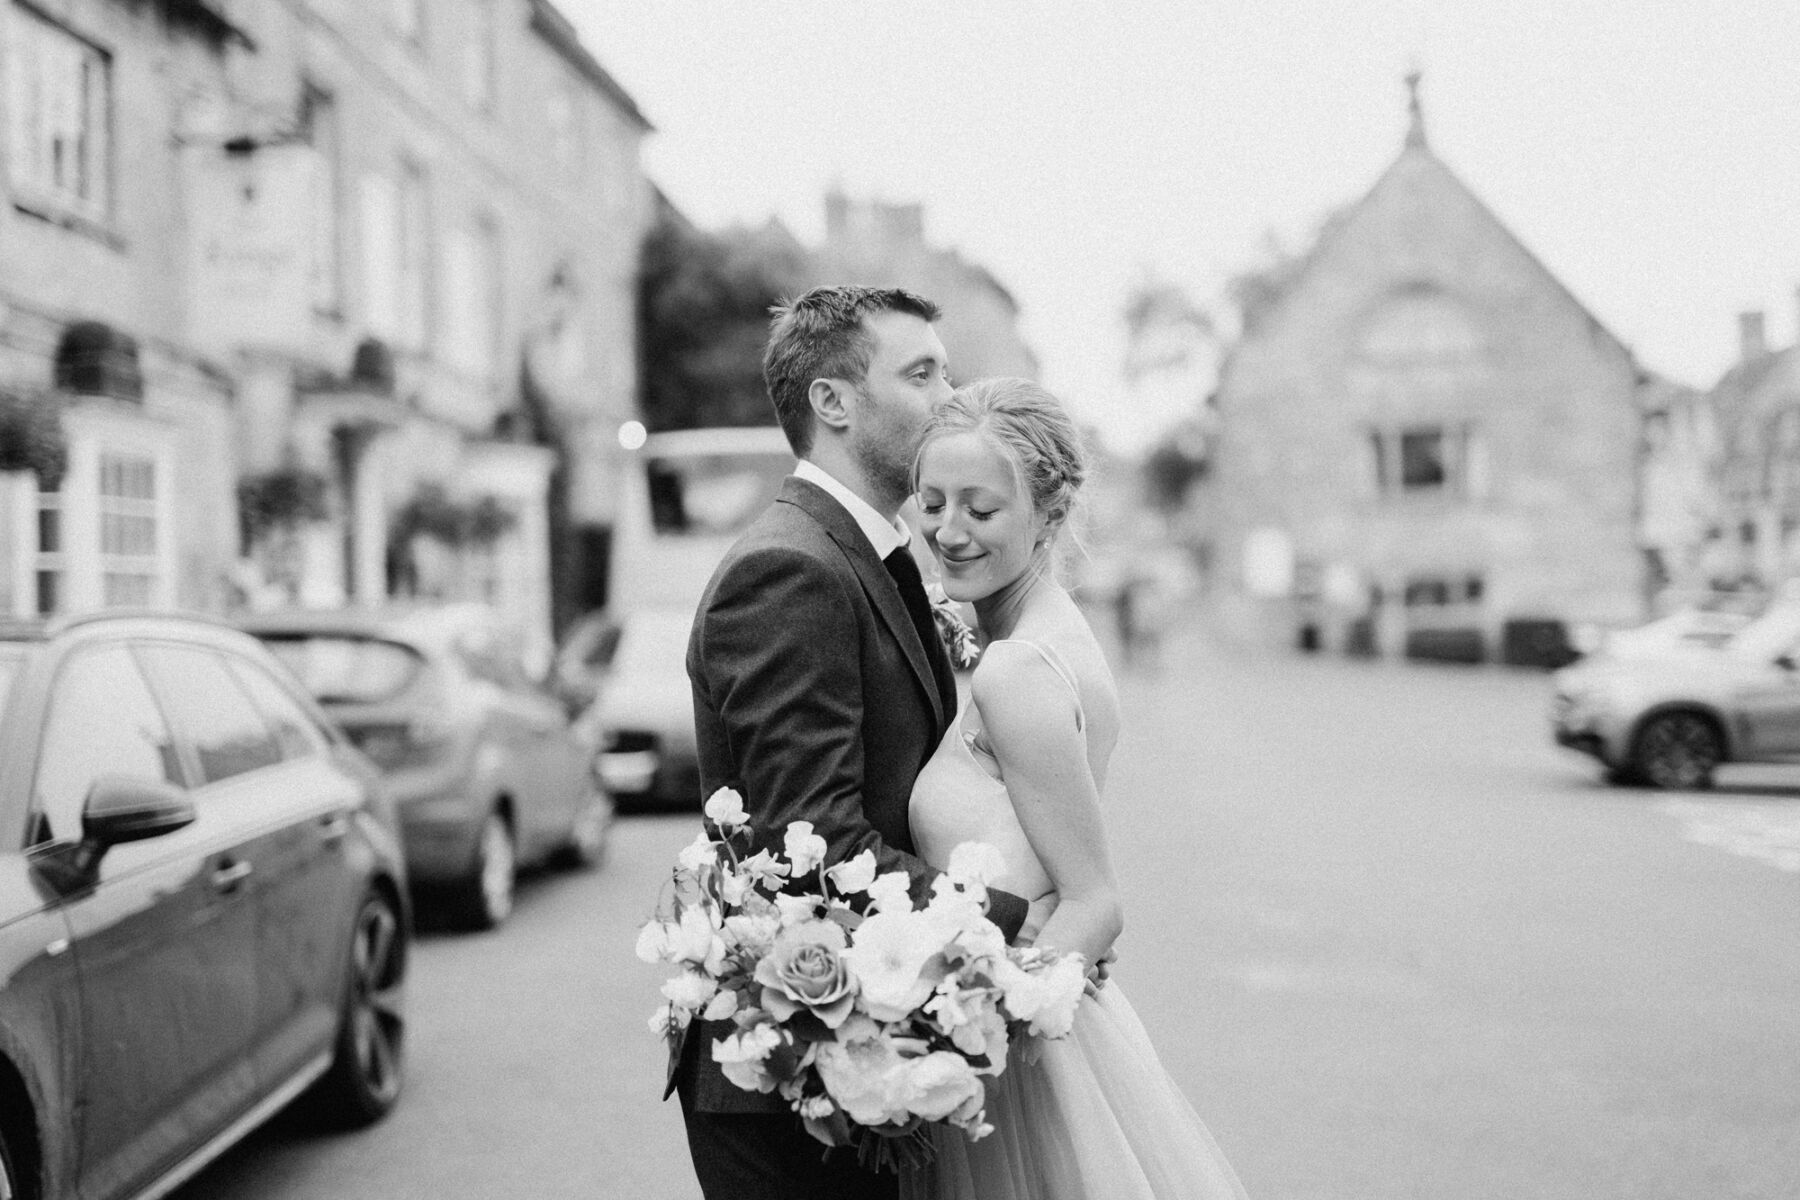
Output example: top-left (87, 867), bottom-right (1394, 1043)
top-left (808, 377), bottom-right (853, 432)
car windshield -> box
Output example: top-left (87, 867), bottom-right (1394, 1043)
top-left (259, 635), bottom-right (424, 704)
top-left (614, 613), bottom-right (694, 677)
top-left (1726, 604), bottom-right (1800, 662)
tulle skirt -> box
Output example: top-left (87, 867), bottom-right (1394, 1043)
top-left (901, 984), bottom-right (1250, 1200)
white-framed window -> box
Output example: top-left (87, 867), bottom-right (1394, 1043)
top-left (359, 160), bottom-right (430, 350)
top-left (97, 451), bottom-right (157, 606)
top-left (1369, 423), bottom-right (1485, 499)
top-left (444, 214), bottom-right (501, 380)
top-left (463, 0), bottom-right (497, 113)
top-left (4, 4), bottom-right (112, 220)
top-left (302, 83), bottom-right (342, 314)
top-left (34, 478), bottom-right (62, 616)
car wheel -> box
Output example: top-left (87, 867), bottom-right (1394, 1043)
top-left (306, 888), bottom-right (405, 1128)
top-left (0, 1119), bottom-right (31, 1200)
top-left (455, 811), bottom-right (516, 930)
top-left (551, 792), bottom-right (610, 870)
top-left (1631, 712), bottom-right (1721, 790)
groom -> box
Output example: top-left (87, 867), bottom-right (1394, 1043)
top-left (674, 285), bottom-right (1033, 1199)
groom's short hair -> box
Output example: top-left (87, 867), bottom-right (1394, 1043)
top-left (763, 285), bottom-right (941, 456)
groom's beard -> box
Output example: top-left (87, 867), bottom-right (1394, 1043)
top-left (851, 403), bottom-right (917, 510)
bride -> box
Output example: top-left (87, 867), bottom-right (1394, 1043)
top-left (902, 378), bottom-right (1250, 1200)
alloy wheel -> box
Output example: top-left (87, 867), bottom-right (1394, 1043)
top-left (1635, 712), bottom-right (1721, 790)
top-left (347, 895), bottom-right (404, 1109)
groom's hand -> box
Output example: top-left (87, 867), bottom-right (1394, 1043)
top-left (1085, 948), bottom-right (1117, 997)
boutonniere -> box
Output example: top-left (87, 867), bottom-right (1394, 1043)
top-left (925, 582), bottom-right (981, 670)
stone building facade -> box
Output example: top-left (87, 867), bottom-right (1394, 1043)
top-left (0, 0), bottom-right (651, 662)
top-left (1708, 304), bottom-right (1800, 595)
top-left (1207, 81), bottom-right (1649, 660)
top-left (810, 190), bottom-right (1040, 383)
top-left (0, 0), bottom-right (245, 618)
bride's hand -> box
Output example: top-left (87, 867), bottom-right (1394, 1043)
top-left (1018, 893), bottom-right (1058, 945)
top-left (1085, 947), bottom-right (1117, 997)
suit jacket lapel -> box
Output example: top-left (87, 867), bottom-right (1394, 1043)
top-left (778, 477), bottom-right (947, 731)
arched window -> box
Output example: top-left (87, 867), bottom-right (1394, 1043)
top-left (53, 321), bottom-right (142, 403)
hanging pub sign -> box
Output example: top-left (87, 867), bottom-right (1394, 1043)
top-left (184, 142), bottom-right (316, 354)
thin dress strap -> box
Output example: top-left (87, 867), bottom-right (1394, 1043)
top-left (986, 639), bottom-right (1085, 732)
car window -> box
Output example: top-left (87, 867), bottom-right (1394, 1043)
top-left (137, 645), bottom-right (284, 785)
top-left (225, 654), bottom-right (329, 760)
top-left (260, 635), bottom-right (424, 704)
top-left (32, 644), bottom-right (182, 843)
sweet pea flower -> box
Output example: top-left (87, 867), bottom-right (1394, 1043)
top-left (703, 786), bottom-right (749, 829)
top-left (825, 848), bottom-right (877, 895)
top-left (783, 821), bottom-right (828, 876)
top-left (740, 849), bottom-right (791, 888)
top-left (946, 842), bottom-right (1007, 889)
top-left (993, 952), bottom-right (1087, 1038)
top-left (841, 909), bottom-right (947, 1022)
top-left (660, 969), bottom-right (718, 1012)
top-left (754, 920), bottom-right (859, 1029)
top-left (677, 831), bottom-right (717, 874)
top-left (670, 905), bottom-right (727, 976)
top-left (702, 988), bottom-right (740, 1021)
top-left (713, 1025), bottom-right (782, 1094)
top-left (772, 893), bottom-right (821, 928)
top-left (865, 870), bottom-right (914, 913)
top-left (634, 919), bottom-right (676, 964)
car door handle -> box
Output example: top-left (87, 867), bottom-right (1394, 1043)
top-left (211, 859), bottom-right (253, 893)
top-left (318, 813), bottom-right (350, 843)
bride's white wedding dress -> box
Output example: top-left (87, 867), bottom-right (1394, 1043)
top-left (903, 639), bottom-right (1249, 1200)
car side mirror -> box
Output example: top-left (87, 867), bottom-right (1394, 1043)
top-left (82, 775), bottom-right (197, 848)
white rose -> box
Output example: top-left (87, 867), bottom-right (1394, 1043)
top-left (894, 1051), bottom-right (983, 1122)
top-left (825, 849), bottom-right (878, 895)
top-left (704, 787), bottom-right (749, 829)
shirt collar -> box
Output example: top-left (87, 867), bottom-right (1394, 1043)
top-left (792, 459), bottom-right (910, 559)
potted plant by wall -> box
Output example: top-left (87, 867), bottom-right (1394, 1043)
top-left (237, 462), bottom-right (331, 603)
top-left (388, 484), bottom-right (516, 599)
top-left (0, 385), bottom-right (68, 489)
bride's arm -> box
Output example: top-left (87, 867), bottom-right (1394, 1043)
top-left (972, 647), bottom-right (1123, 966)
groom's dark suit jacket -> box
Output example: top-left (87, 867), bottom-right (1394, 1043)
top-left (672, 475), bottom-right (1029, 1113)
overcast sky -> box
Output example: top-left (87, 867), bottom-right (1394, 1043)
top-left (568, 0), bottom-right (1800, 452)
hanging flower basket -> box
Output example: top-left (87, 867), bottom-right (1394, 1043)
top-left (0, 386), bottom-right (68, 488)
top-left (238, 464), bottom-right (331, 545)
top-left (390, 483), bottom-right (516, 550)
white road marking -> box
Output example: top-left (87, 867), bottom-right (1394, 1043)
top-left (1658, 797), bottom-right (1800, 873)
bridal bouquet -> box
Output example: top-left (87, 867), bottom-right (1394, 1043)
top-left (637, 787), bottom-right (1086, 1169)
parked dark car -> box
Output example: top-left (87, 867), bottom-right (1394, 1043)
top-left (0, 613), bottom-right (408, 1200)
top-left (240, 605), bottom-right (612, 929)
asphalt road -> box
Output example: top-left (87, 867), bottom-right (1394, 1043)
top-left (177, 627), bottom-right (1800, 1200)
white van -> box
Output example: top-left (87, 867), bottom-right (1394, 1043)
top-left (566, 425), bottom-right (795, 808)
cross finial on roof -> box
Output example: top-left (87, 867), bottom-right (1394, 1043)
top-left (1404, 68), bottom-right (1428, 148)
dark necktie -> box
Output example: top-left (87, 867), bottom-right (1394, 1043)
top-left (883, 547), bottom-right (956, 722)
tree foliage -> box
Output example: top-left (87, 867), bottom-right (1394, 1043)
top-left (0, 386), bottom-right (66, 487)
top-left (638, 216), bottom-right (809, 432)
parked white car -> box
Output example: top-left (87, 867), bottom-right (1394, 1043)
top-left (1553, 602), bottom-right (1800, 788)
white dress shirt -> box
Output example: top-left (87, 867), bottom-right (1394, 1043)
top-left (792, 459), bottom-right (911, 561)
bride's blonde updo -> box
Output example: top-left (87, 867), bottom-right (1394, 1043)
top-left (914, 377), bottom-right (1089, 540)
